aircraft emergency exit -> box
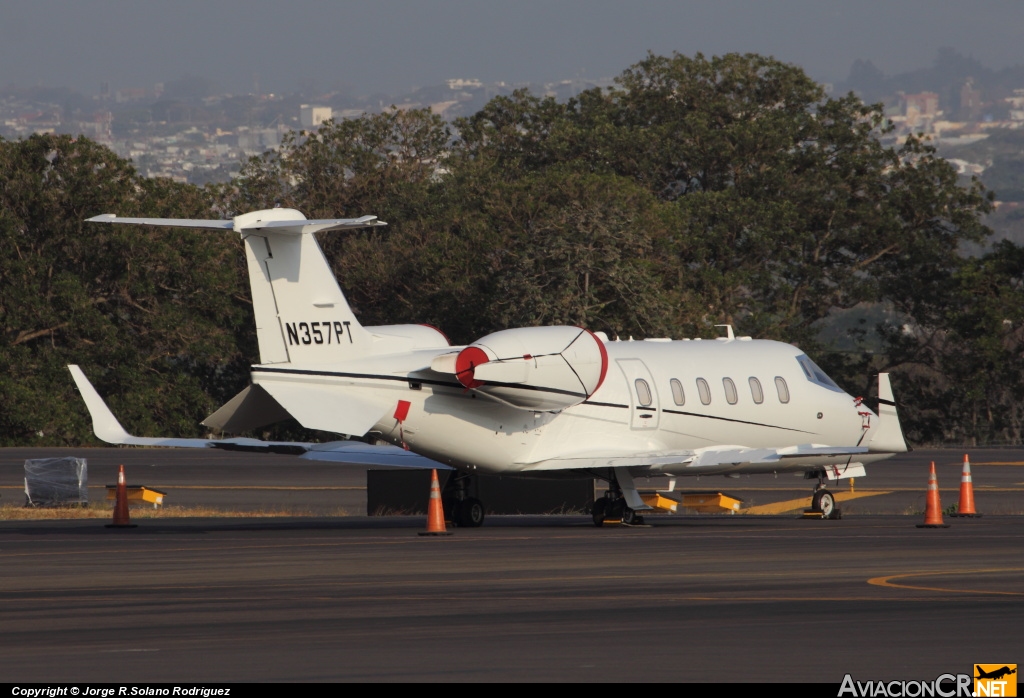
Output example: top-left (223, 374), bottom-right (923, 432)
top-left (70, 208), bottom-right (909, 526)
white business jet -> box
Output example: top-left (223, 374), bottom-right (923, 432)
top-left (70, 208), bottom-right (909, 526)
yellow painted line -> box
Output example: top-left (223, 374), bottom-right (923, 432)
top-left (100, 485), bottom-right (362, 491)
top-left (742, 490), bottom-right (890, 515)
top-left (2, 485), bottom-right (364, 491)
top-left (972, 461), bottom-right (1024, 466)
top-left (868, 568), bottom-right (1024, 596)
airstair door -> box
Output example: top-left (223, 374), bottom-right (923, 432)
top-left (617, 359), bottom-right (660, 430)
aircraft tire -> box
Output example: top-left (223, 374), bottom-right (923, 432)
top-left (592, 497), bottom-right (609, 527)
top-left (812, 489), bottom-right (836, 519)
top-left (457, 497), bottom-right (485, 527)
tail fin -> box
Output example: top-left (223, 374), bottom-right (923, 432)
top-left (87, 208), bottom-right (385, 364)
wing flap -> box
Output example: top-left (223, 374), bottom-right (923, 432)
top-left (254, 381), bottom-right (390, 437)
top-left (201, 384), bottom-right (291, 433)
top-left (517, 444), bottom-right (869, 472)
top-left (518, 450), bottom-right (697, 471)
top-left (301, 442), bottom-right (452, 469)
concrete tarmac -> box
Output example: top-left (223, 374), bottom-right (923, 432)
top-left (1, 447), bottom-right (1022, 682)
top-left (1, 514), bottom-right (1021, 682)
top-left (2, 446), bottom-right (1023, 515)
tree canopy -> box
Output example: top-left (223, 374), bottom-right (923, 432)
top-left (3, 52), bottom-right (1021, 447)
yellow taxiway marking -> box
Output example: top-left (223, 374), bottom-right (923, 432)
top-left (868, 568), bottom-right (1024, 596)
top-left (971, 461), bottom-right (1024, 466)
top-left (135, 485), bottom-right (365, 491)
top-left (741, 490), bottom-right (890, 515)
top-left (1, 485), bottom-right (364, 490)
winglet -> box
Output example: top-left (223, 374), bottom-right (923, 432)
top-left (68, 365), bottom-right (133, 444)
top-left (869, 373), bottom-right (909, 453)
top-left (68, 365), bottom-right (219, 448)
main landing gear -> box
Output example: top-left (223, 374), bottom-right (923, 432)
top-left (810, 475), bottom-right (841, 520)
top-left (592, 473), bottom-right (644, 526)
top-left (446, 472), bottom-right (485, 528)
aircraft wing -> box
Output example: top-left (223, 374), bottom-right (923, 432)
top-left (68, 365), bottom-right (447, 467)
top-left (518, 444), bottom-right (869, 471)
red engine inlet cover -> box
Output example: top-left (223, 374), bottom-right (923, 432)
top-left (455, 346), bottom-right (489, 389)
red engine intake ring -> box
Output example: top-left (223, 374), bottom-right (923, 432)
top-left (455, 346), bottom-right (489, 389)
top-left (581, 328), bottom-right (609, 396)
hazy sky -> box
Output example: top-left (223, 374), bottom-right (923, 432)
top-left (3, 1), bottom-right (1023, 96)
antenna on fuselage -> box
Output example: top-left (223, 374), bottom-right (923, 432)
top-left (714, 324), bottom-right (735, 340)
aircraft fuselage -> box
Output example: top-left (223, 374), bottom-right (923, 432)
top-left (250, 336), bottom-right (881, 477)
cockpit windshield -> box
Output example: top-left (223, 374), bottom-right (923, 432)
top-left (795, 355), bottom-right (844, 393)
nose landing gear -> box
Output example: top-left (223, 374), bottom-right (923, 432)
top-left (810, 474), bottom-right (841, 520)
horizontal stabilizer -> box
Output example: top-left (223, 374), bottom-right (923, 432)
top-left (85, 214), bottom-right (233, 230)
top-left (244, 216), bottom-right (386, 236)
top-left (86, 210), bottom-right (386, 236)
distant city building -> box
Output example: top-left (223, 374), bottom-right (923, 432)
top-left (300, 105), bottom-right (332, 129)
top-left (115, 88), bottom-right (148, 103)
top-left (902, 92), bottom-right (939, 117)
top-left (900, 91), bottom-right (941, 131)
top-left (446, 78), bottom-right (483, 90)
top-left (960, 79), bottom-right (981, 119)
top-left (1007, 89), bottom-right (1024, 123)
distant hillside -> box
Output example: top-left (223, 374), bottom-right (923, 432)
top-left (840, 48), bottom-right (1024, 120)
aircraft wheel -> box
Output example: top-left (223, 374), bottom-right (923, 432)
top-left (812, 489), bottom-right (836, 519)
top-left (621, 507), bottom-right (637, 525)
top-left (592, 497), bottom-right (609, 527)
top-left (457, 497), bottom-right (485, 528)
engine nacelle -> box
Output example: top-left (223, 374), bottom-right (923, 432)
top-left (439, 326), bottom-right (608, 411)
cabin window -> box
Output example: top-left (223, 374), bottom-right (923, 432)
top-left (749, 377), bottom-right (764, 404)
top-left (634, 378), bottom-right (653, 407)
top-left (723, 377), bottom-right (738, 405)
top-left (696, 378), bottom-right (711, 405)
top-left (670, 378), bottom-right (685, 406)
top-left (775, 376), bottom-right (790, 404)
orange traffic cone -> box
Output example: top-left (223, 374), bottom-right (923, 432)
top-left (418, 469), bottom-right (451, 536)
top-left (950, 454), bottom-right (981, 518)
top-left (917, 461), bottom-right (950, 528)
top-left (106, 465), bottom-right (137, 528)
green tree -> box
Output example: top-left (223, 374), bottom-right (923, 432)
top-left (0, 134), bottom-right (250, 445)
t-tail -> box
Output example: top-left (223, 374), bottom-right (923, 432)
top-left (88, 208), bottom-right (387, 364)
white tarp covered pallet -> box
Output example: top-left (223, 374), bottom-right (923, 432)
top-left (24, 457), bottom-right (88, 507)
